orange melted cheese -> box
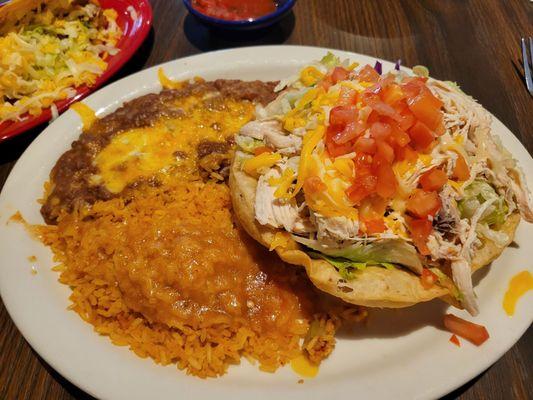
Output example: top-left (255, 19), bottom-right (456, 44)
top-left (93, 95), bottom-right (254, 193)
top-left (503, 271), bottom-right (533, 316)
top-left (291, 354), bottom-right (319, 378)
top-left (71, 102), bottom-right (97, 130)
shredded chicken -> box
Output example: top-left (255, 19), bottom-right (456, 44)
top-left (451, 258), bottom-right (478, 315)
top-left (430, 80), bottom-right (533, 222)
top-left (264, 131), bottom-right (302, 155)
top-left (313, 212), bottom-right (360, 243)
top-left (240, 120), bottom-right (302, 155)
top-left (255, 168), bottom-right (313, 234)
top-left (240, 120), bottom-right (280, 140)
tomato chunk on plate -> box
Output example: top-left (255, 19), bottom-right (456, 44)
top-left (444, 314), bottom-right (490, 346)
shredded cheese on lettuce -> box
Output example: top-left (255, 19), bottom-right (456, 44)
top-left (0, 1), bottom-right (122, 123)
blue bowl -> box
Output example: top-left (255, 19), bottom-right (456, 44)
top-left (182, 0), bottom-right (296, 30)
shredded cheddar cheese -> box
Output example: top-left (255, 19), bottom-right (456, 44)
top-left (292, 126), bottom-right (326, 198)
top-left (300, 67), bottom-right (324, 87)
top-left (273, 168), bottom-right (296, 198)
top-left (243, 153), bottom-right (282, 176)
top-left (0, 1), bottom-right (122, 123)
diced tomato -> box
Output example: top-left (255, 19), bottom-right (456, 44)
top-left (346, 184), bottom-right (368, 204)
top-left (354, 137), bottom-right (377, 154)
top-left (407, 189), bottom-right (441, 218)
top-left (329, 105), bottom-right (357, 127)
top-left (366, 110), bottom-right (380, 124)
top-left (358, 196), bottom-right (387, 233)
top-left (358, 106), bottom-right (373, 124)
top-left (435, 121), bottom-right (446, 136)
top-left (381, 83), bottom-right (405, 105)
top-left (327, 141), bottom-right (353, 158)
top-left (360, 174), bottom-right (378, 191)
top-left (333, 121), bottom-right (365, 144)
top-left (326, 125), bottom-right (353, 157)
top-left (356, 64), bottom-right (380, 83)
top-left (374, 158), bottom-right (397, 199)
top-left (303, 176), bottom-right (327, 194)
top-left (452, 154), bottom-right (470, 181)
top-left (401, 77), bottom-right (426, 98)
top-left (443, 314), bottom-right (490, 346)
top-left (407, 87), bottom-right (443, 131)
top-left (370, 121), bottom-right (392, 141)
top-left (331, 66), bottom-right (350, 84)
top-left (449, 334), bottom-right (461, 347)
top-left (346, 176), bottom-right (376, 204)
top-left (318, 78), bottom-right (333, 91)
top-left (408, 217), bottom-right (433, 255)
top-left (362, 93), bottom-right (402, 121)
top-left (408, 121), bottom-right (435, 152)
top-left (421, 86), bottom-right (443, 109)
top-left (419, 168), bottom-right (448, 191)
top-left (398, 110), bottom-right (416, 131)
top-left (253, 146), bottom-right (273, 156)
top-left (376, 140), bottom-right (395, 164)
top-left (354, 152), bottom-right (374, 170)
top-left (375, 74), bottom-right (395, 91)
top-left (388, 126), bottom-right (411, 148)
top-left (364, 218), bottom-right (387, 234)
top-left (359, 195), bottom-right (386, 217)
top-left (420, 268), bottom-right (438, 289)
top-left (339, 86), bottom-right (358, 105)
top-left (353, 153), bottom-right (374, 178)
top-left (395, 145), bottom-right (418, 163)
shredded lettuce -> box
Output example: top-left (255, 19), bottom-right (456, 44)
top-left (235, 135), bottom-right (264, 153)
top-left (293, 236), bottom-right (423, 274)
top-left (429, 267), bottom-right (462, 301)
top-left (308, 252), bottom-right (396, 280)
top-left (319, 52), bottom-right (341, 68)
top-left (476, 223), bottom-right (509, 247)
top-left (458, 180), bottom-right (508, 226)
top-left (412, 65), bottom-right (429, 78)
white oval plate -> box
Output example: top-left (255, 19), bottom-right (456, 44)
top-left (0, 46), bottom-right (532, 400)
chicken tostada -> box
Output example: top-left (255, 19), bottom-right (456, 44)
top-left (230, 53), bottom-right (533, 315)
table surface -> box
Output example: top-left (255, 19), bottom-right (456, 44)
top-left (0, 0), bottom-right (532, 399)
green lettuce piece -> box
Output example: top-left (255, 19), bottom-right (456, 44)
top-left (308, 252), bottom-right (396, 280)
top-left (429, 268), bottom-right (462, 302)
top-left (458, 180), bottom-right (508, 226)
top-left (235, 135), bottom-right (264, 154)
top-left (294, 236), bottom-right (423, 273)
top-left (319, 52), bottom-right (341, 68)
top-left (412, 65), bottom-right (429, 78)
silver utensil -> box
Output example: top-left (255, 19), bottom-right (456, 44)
top-left (521, 37), bottom-right (533, 95)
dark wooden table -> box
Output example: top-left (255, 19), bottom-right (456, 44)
top-left (1, 0), bottom-right (532, 398)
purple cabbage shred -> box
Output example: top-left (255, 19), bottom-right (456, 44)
top-left (374, 61), bottom-right (383, 75)
top-left (394, 59), bottom-right (402, 71)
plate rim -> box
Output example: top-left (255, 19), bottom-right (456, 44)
top-left (0, 45), bottom-right (532, 400)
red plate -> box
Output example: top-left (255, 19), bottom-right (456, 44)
top-left (0, 0), bottom-right (153, 142)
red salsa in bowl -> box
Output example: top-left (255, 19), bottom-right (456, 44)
top-left (183, 0), bottom-right (295, 30)
top-left (192, 0), bottom-right (277, 21)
